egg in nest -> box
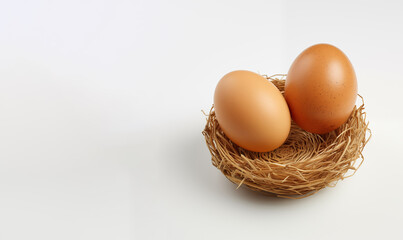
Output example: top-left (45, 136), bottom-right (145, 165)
top-left (285, 44), bottom-right (358, 134)
top-left (214, 70), bottom-right (291, 152)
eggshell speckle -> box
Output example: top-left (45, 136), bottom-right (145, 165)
top-left (285, 44), bottom-right (357, 134)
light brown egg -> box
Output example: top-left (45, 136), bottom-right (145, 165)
top-left (214, 70), bottom-right (291, 152)
top-left (285, 44), bottom-right (357, 134)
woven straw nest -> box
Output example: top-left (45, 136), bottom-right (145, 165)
top-left (202, 75), bottom-right (371, 199)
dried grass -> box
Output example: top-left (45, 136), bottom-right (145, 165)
top-left (202, 75), bottom-right (371, 199)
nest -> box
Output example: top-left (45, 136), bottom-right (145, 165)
top-left (202, 75), bottom-right (371, 199)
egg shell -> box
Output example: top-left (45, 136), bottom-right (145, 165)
top-left (214, 70), bottom-right (291, 152)
top-left (284, 44), bottom-right (357, 134)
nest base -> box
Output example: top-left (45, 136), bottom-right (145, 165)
top-left (202, 76), bottom-right (371, 199)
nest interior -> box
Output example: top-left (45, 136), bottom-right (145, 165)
top-left (202, 75), bottom-right (371, 199)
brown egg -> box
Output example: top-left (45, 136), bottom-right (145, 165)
top-left (285, 44), bottom-right (357, 134)
top-left (214, 70), bottom-right (291, 152)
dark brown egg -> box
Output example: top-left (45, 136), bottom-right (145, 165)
top-left (285, 44), bottom-right (357, 134)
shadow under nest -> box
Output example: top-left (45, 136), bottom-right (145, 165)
top-left (202, 76), bottom-right (371, 199)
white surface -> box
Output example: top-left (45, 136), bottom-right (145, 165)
top-left (0, 0), bottom-right (402, 239)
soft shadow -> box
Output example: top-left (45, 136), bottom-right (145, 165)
top-left (234, 185), bottom-right (324, 206)
top-left (167, 125), bottom-right (318, 206)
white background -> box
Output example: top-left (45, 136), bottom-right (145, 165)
top-left (0, 0), bottom-right (402, 239)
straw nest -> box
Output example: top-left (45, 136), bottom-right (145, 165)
top-left (202, 75), bottom-right (371, 199)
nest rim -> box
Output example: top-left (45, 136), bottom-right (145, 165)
top-left (202, 75), bottom-right (371, 199)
